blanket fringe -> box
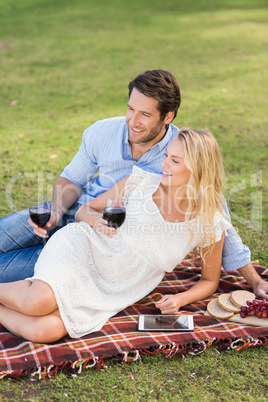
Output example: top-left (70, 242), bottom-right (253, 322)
top-left (230, 336), bottom-right (268, 352)
top-left (120, 350), bottom-right (141, 363)
top-left (0, 335), bottom-right (267, 380)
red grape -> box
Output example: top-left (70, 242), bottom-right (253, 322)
top-left (240, 298), bottom-right (268, 320)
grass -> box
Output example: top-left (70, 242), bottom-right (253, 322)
top-left (0, 347), bottom-right (268, 401)
top-left (0, 0), bottom-right (267, 399)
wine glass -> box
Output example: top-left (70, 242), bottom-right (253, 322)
top-left (29, 195), bottom-right (51, 251)
top-left (29, 195), bottom-right (51, 227)
top-left (103, 196), bottom-right (126, 256)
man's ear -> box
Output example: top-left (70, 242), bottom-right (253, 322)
top-left (164, 111), bottom-right (175, 125)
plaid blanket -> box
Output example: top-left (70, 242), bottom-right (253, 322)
top-left (0, 258), bottom-right (267, 379)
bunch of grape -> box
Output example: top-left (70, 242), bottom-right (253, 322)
top-left (240, 299), bottom-right (268, 319)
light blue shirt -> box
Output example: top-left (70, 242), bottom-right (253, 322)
top-left (60, 116), bottom-right (250, 272)
top-left (61, 116), bottom-right (179, 205)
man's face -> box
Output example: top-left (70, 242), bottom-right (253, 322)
top-left (126, 88), bottom-right (169, 145)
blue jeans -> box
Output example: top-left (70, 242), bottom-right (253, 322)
top-left (0, 202), bottom-right (79, 282)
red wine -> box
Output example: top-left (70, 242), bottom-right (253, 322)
top-left (29, 207), bottom-right (51, 227)
top-left (103, 207), bottom-right (126, 228)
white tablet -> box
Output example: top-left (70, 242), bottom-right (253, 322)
top-left (138, 314), bottom-right (194, 332)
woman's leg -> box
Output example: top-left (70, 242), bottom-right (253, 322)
top-left (0, 279), bottom-right (58, 316)
top-left (0, 305), bottom-right (67, 343)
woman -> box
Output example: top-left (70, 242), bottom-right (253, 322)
top-left (0, 128), bottom-right (231, 343)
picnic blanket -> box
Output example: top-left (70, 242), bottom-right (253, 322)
top-left (0, 257), bottom-right (267, 379)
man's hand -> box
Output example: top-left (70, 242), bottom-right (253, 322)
top-left (28, 213), bottom-right (58, 238)
top-left (253, 280), bottom-right (268, 300)
top-left (238, 262), bottom-right (268, 300)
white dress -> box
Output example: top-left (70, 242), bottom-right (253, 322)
top-left (32, 167), bottom-right (231, 338)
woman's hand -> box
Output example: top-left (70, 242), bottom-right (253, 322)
top-left (94, 216), bottom-right (116, 238)
top-left (155, 294), bottom-right (182, 314)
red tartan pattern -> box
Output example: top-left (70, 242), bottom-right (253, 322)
top-left (0, 258), bottom-right (267, 379)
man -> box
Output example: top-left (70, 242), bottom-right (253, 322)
top-left (0, 70), bottom-right (267, 299)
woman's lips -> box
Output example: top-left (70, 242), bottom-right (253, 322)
top-left (162, 171), bottom-right (172, 177)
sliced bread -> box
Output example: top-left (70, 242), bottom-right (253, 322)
top-left (217, 293), bottom-right (241, 313)
top-left (230, 290), bottom-right (256, 308)
top-left (207, 298), bottom-right (234, 319)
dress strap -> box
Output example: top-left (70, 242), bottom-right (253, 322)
top-left (124, 166), bottom-right (147, 201)
top-left (124, 166), bottom-right (160, 202)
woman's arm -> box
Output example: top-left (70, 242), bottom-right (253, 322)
top-left (155, 234), bottom-right (225, 314)
top-left (75, 176), bottom-right (129, 237)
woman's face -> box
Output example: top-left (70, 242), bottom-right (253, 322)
top-left (161, 138), bottom-right (191, 190)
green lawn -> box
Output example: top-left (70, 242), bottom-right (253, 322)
top-left (0, 0), bottom-right (267, 399)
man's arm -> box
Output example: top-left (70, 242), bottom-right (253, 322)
top-left (28, 122), bottom-right (102, 237)
top-left (220, 201), bottom-right (268, 300)
top-left (51, 177), bottom-right (82, 222)
top-left (28, 177), bottom-right (82, 238)
top-left (238, 262), bottom-right (268, 300)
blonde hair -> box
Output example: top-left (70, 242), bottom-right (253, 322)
top-left (178, 128), bottom-right (225, 253)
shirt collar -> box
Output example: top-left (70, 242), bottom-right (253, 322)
top-left (123, 119), bottom-right (129, 145)
top-left (150, 124), bottom-right (173, 151)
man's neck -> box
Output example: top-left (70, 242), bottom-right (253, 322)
top-left (130, 126), bottom-right (168, 161)
top-left (130, 142), bottom-right (152, 161)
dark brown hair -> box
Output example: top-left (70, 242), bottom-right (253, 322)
top-left (128, 69), bottom-right (181, 121)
